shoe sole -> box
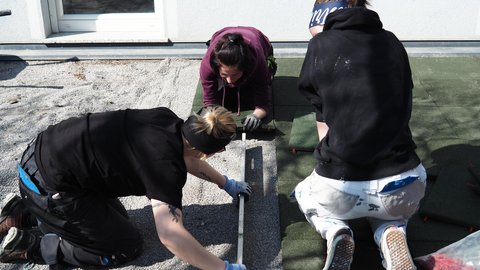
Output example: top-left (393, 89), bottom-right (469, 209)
top-left (1, 227), bottom-right (19, 248)
top-left (323, 234), bottom-right (355, 270)
top-left (383, 229), bottom-right (415, 270)
top-left (0, 227), bottom-right (28, 263)
top-left (0, 193), bottom-right (22, 235)
top-left (0, 193), bottom-right (20, 216)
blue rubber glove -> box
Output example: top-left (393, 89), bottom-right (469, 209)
top-left (225, 260), bottom-right (247, 270)
top-left (243, 113), bottom-right (261, 131)
top-left (223, 176), bottom-right (252, 201)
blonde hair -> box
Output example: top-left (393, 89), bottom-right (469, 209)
top-left (192, 106), bottom-right (236, 139)
top-left (315, 0), bottom-right (369, 7)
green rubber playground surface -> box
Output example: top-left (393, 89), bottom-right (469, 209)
top-left (194, 57), bottom-right (480, 269)
top-left (274, 57), bottom-right (480, 270)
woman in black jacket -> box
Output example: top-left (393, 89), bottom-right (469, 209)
top-left (295, 1), bottom-right (425, 270)
top-left (0, 106), bottom-right (250, 270)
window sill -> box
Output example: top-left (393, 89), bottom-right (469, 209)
top-left (45, 31), bottom-right (169, 44)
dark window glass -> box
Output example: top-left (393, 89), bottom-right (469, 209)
top-left (62, 0), bottom-right (154, 14)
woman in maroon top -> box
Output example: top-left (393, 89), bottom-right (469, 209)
top-left (200, 26), bottom-right (276, 131)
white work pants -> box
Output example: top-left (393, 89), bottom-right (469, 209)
top-left (294, 164), bottom-right (427, 246)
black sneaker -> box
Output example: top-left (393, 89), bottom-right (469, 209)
top-left (0, 193), bottom-right (36, 236)
top-left (323, 229), bottom-right (355, 270)
top-left (0, 227), bottom-right (41, 263)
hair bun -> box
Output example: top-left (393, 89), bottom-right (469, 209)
top-left (205, 111), bottom-right (218, 125)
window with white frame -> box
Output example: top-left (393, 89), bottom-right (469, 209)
top-left (47, 0), bottom-right (168, 40)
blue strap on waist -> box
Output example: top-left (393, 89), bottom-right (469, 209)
top-left (17, 163), bottom-right (41, 195)
top-left (380, 176), bottom-right (418, 192)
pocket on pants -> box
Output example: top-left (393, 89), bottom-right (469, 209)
top-left (297, 174), bottom-right (359, 217)
top-left (311, 180), bottom-right (359, 215)
top-left (379, 179), bottom-right (426, 218)
top-left (19, 179), bottom-right (67, 229)
top-left (19, 178), bottom-right (48, 211)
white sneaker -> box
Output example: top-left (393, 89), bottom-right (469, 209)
top-left (323, 231), bottom-right (354, 270)
top-left (380, 227), bottom-right (416, 270)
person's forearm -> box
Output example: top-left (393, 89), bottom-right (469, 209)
top-left (202, 84), bottom-right (219, 106)
top-left (152, 201), bottom-right (225, 270)
top-left (200, 67), bottom-right (220, 107)
top-left (185, 156), bottom-right (227, 187)
top-left (161, 226), bottom-right (225, 270)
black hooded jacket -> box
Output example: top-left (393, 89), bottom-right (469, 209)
top-left (298, 7), bottom-right (421, 180)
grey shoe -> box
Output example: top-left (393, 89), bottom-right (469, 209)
top-left (0, 227), bottom-right (41, 263)
top-left (380, 227), bottom-right (416, 270)
top-left (0, 193), bottom-right (24, 236)
top-left (0, 193), bottom-right (36, 236)
top-left (323, 230), bottom-right (355, 270)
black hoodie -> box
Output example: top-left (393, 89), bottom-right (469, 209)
top-left (298, 7), bottom-right (421, 180)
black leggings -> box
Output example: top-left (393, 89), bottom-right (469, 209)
top-left (19, 140), bottom-right (143, 267)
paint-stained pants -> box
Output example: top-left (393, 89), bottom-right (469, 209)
top-left (294, 164), bottom-right (427, 246)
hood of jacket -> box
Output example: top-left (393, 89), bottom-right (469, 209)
top-left (324, 7), bottom-right (383, 32)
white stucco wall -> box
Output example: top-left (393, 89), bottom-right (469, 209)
top-left (370, 0), bottom-right (480, 40)
top-left (169, 0), bottom-right (480, 41)
top-left (168, 0), bottom-right (313, 42)
top-left (1, 0), bottom-right (480, 43)
top-left (0, 0), bottom-right (30, 41)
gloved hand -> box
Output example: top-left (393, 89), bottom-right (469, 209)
top-left (225, 260), bottom-right (247, 270)
top-left (243, 113), bottom-right (261, 131)
top-left (222, 175), bottom-right (252, 201)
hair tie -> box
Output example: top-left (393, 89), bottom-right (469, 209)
top-left (227, 35), bottom-right (239, 44)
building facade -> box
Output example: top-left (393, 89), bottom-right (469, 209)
top-left (1, 0), bottom-right (480, 44)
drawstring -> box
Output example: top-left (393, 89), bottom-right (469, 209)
top-left (222, 85), bottom-right (226, 108)
top-left (222, 82), bottom-right (241, 116)
top-left (237, 90), bottom-right (241, 116)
